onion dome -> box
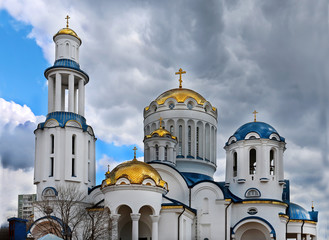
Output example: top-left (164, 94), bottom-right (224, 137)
top-left (101, 151), bottom-right (168, 190)
top-left (53, 16), bottom-right (81, 44)
top-left (155, 88), bottom-right (207, 105)
top-left (226, 121), bottom-right (285, 146)
top-left (145, 118), bottom-right (177, 140)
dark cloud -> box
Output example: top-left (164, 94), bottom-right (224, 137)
top-left (0, 121), bottom-right (35, 170)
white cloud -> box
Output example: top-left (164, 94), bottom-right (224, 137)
top-left (0, 167), bottom-right (35, 225)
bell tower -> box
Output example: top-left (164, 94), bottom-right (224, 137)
top-left (34, 17), bottom-right (96, 200)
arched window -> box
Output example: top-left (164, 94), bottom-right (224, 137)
top-left (165, 145), bottom-right (168, 161)
top-left (270, 149), bottom-right (275, 175)
top-left (196, 127), bottom-right (200, 157)
top-left (188, 126), bottom-right (192, 156)
top-left (233, 152), bottom-right (237, 177)
top-left (65, 42), bottom-right (69, 56)
top-left (202, 197), bottom-right (209, 214)
top-left (178, 125), bottom-right (183, 155)
top-left (155, 144), bottom-right (159, 160)
top-left (50, 134), bottom-right (55, 154)
top-left (170, 125), bottom-right (174, 135)
top-left (72, 135), bottom-right (76, 155)
top-left (249, 149), bottom-right (256, 175)
top-left (245, 188), bottom-right (261, 198)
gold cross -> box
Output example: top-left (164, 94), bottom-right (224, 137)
top-left (253, 110), bottom-right (258, 122)
top-left (133, 146), bottom-right (138, 159)
top-left (175, 68), bottom-right (186, 88)
top-left (159, 117), bottom-right (163, 128)
top-left (65, 15), bottom-right (70, 28)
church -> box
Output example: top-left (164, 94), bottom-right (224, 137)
top-left (28, 19), bottom-right (319, 240)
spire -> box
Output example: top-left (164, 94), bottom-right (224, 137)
top-left (312, 201), bottom-right (314, 211)
top-left (175, 68), bottom-right (186, 88)
top-left (159, 117), bottom-right (163, 129)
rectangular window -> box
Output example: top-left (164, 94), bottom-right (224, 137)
top-left (72, 158), bottom-right (75, 177)
top-left (196, 127), bottom-right (199, 157)
top-left (188, 126), bottom-right (192, 156)
top-left (88, 162), bottom-right (91, 181)
top-left (50, 157), bottom-right (54, 177)
top-left (178, 125), bottom-right (183, 155)
top-left (88, 140), bottom-right (91, 159)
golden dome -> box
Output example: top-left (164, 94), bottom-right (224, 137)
top-left (145, 127), bottom-right (177, 140)
top-left (53, 28), bottom-right (81, 43)
top-left (102, 158), bottom-right (168, 190)
top-left (155, 88), bottom-right (207, 105)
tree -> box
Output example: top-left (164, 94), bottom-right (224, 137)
top-left (32, 184), bottom-right (109, 240)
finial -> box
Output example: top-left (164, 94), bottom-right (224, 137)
top-left (253, 110), bottom-right (258, 122)
top-left (159, 117), bottom-right (163, 128)
top-left (65, 15), bottom-right (70, 28)
top-left (107, 165), bottom-right (110, 172)
top-left (133, 146), bottom-right (138, 160)
top-left (312, 201), bottom-right (314, 211)
top-left (175, 68), bottom-right (186, 88)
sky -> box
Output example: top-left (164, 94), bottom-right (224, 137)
top-left (0, 0), bottom-right (328, 238)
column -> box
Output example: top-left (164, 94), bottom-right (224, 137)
top-left (55, 73), bottom-right (62, 111)
top-left (48, 76), bottom-right (54, 113)
top-left (150, 215), bottom-right (160, 240)
top-left (130, 213), bottom-right (141, 240)
top-left (78, 79), bottom-right (85, 116)
top-left (159, 146), bottom-right (165, 161)
top-left (110, 214), bottom-right (120, 240)
top-left (150, 146), bottom-right (155, 161)
top-left (74, 87), bottom-right (78, 113)
top-left (168, 146), bottom-right (174, 163)
top-left (297, 233), bottom-right (301, 240)
top-left (68, 74), bottom-right (74, 112)
top-left (61, 85), bottom-right (65, 111)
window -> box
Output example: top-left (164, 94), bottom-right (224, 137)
top-left (170, 125), bottom-right (174, 135)
top-left (270, 149), bottom-right (275, 175)
top-left (202, 198), bottom-right (209, 214)
top-left (165, 146), bottom-right (168, 160)
top-left (188, 126), bottom-right (192, 156)
top-left (249, 149), bottom-right (256, 175)
top-left (245, 188), bottom-right (261, 198)
top-left (65, 42), bottom-right (69, 56)
top-left (50, 157), bottom-right (54, 177)
top-left (51, 134), bottom-right (54, 154)
top-left (88, 162), bottom-right (90, 181)
top-left (233, 152), bottom-right (237, 177)
top-left (155, 144), bottom-right (159, 160)
top-left (178, 125), bottom-right (183, 155)
top-left (72, 158), bottom-right (75, 177)
top-left (88, 140), bottom-right (91, 159)
top-left (72, 135), bottom-right (76, 155)
top-left (196, 127), bottom-right (200, 157)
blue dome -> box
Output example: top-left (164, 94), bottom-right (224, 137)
top-left (288, 203), bottom-right (315, 221)
top-left (228, 122), bottom-right (285, 144)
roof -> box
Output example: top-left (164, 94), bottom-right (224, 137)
top-left (53, 27), bottom-right (81, 44)
top-left (44, 59), bottom-right (89, 81)
top-left (38, 111), bottom-right (91, 132)
top-left (288, 203), bottom-right (318, 222)
top-left (227, 121), bottom-right (285, 145)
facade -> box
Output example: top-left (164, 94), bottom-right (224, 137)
top-left (18, 194), bottom-right (36, 220)
top-left (29, 21), bottom-right (319, 240)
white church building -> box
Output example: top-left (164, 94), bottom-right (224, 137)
top-left (29, 20), bottom-right (319, 240)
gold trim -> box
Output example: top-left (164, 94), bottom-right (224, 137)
top-left (145, 106), bottom-right (150, 111)
top-left (212, 106), bottom-right (217, 111)
top-left (241, 200), bottom-right (288, 207)
top-left (44, 118), bottom-right (59, 126)
top-left (289, 220), bottom-right (317, 224)
top-left (162, 205), bottom-right (183, 210)
top-left (65, 120), bottom-right (82, 128)
top-left (279, 214), bottom-right (289, 219)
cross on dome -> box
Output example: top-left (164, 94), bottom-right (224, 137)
top-left (65, 15), bottom-right (70, 28)
top-left (253, 110), bottom-right (258, 122)
top-left (159, 117), bottom-right (163, 128)
top-left (175, 68), bottom-right (186, 88)
top-left (133, 146), bottom-right (138, 160)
